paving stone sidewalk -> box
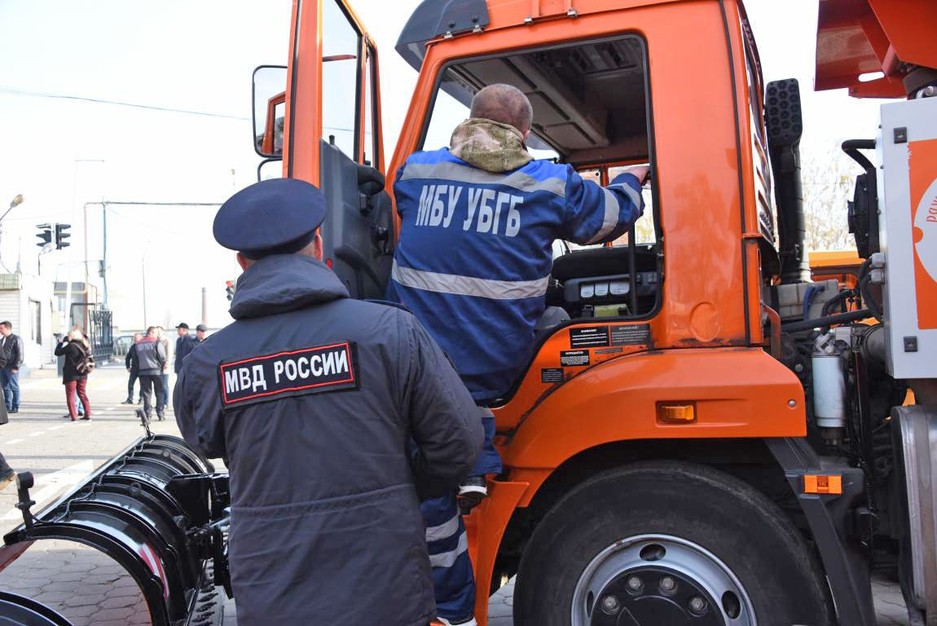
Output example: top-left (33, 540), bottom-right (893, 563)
top-left (0, 538), bottom-right (514, 625)
top-left (0, 540), bottom-right (911, 626)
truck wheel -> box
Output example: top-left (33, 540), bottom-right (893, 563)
top-left (514, 461), bottom-right (834, 626)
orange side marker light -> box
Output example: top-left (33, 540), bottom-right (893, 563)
top-left (656, 402), bottom-right (696, 424)
top-left (803, 474), bottom-right (843, 495)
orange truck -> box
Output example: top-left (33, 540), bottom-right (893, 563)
top-left (1, 1), bottom-right (935, 625)
top-left (250, 0), bottom-right (937, 624)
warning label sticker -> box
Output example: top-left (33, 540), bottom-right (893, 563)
top-left (540, 368), bottom-right (564, 383)
top-left (569, 326), bottom-right (610, 348)
top-left (611, 324), bottom-right (651, 346)
top-left (560, 350), bottom-right (591, 367)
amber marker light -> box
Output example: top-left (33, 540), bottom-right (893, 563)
top-left (656, 402), bottom-right (696, 424)
top-left (803, 474), bottom-right (843, 495)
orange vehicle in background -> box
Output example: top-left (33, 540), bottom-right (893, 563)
top-left (248, 0), bottom-right (937, 624)
top-left (811, 250), bottom-right (862, 291)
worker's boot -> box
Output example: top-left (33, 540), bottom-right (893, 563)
top-left (433, 618), bottom-right (477, 626)
top-left (457, 476), bottom-right (488, 515)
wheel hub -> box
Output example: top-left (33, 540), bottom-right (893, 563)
top-left (589, 567), bottom-right (722, 625)
top-left (571, 534), bottom-right (755, 626)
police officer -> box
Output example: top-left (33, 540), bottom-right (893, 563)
top-left (389, 83), bottom-right (649, 625)
top-left (174, 178), bottom-right (483, 626)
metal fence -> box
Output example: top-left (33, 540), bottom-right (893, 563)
top-left (87, 309), bottom-right (113, 363)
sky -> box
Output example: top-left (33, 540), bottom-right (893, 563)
top-left (0, 0), bottom-right (886, 333)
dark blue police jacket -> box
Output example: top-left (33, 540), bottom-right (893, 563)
top-left (174, 254), bottom-right (482, 626)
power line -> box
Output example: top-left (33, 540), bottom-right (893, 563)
top-left (0, 86), bottom-right (248, 121)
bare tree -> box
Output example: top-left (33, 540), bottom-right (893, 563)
top-left (801, 140), bottom-right (858, 252)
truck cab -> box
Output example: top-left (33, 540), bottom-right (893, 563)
top-left (247, 0), bottom-right (937, 624)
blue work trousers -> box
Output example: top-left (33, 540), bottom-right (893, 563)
top-left (423, 410), bottom-right (501, 622)
top-left (160, 373), bottom-right (169, 407)
top-left (423, 492), bottom-right (475, 623)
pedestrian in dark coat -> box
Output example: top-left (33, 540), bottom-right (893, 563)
top-left (0, 321), bottom-right (25, 413)
top-left (174, 323), bottom-right (197, 374)
top-left (54, 329), bottom-right (92, 421)
top-left (174, 179), bottom-right (483, 626)
top-left (136, 328), bottom-right (167, 421)
top-left (122, 333), bottom-right (143, 404)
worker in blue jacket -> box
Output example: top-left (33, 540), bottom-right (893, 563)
top-left (389, 83), bottom-right (648, 626)
top-left (175, 178), bottom-right (483, 626)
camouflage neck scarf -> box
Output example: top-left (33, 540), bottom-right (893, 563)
top-left (449, 118), bottom-right (533, 173)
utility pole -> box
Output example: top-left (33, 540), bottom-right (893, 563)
top-left (71, 158), bottom-right (104, 331)
top-left (102, 207), bottom-right (109, 310)
top-left (141, 256), bottom-right (148, 328)
top-left (201, 287), bottom-right (208, 327)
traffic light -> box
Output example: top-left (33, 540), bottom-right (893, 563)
top-left (36, 224), bottom-right (53, 248)
top-left (225, 280), bottom-right (235, 301)
top-left (55, 223), bottom-right (72, 249)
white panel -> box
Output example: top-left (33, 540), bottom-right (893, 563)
top-left (879, 98), bottom-right (937, 379)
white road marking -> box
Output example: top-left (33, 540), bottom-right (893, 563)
top-left (1, 460), bottom-right (96, 521)
top-left (28, 432), bottom-right (44, 438)
top-left (5, 438), bottom-right (23, 445)
top-left (48, 426), bottom-right (65, 431)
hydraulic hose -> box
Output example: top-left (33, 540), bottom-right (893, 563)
top-left (782, 308), bottom-right (872, 333)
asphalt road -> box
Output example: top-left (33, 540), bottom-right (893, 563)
top-left (0, 363), bottom-right (913, 625)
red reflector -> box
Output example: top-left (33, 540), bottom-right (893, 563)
top-left (326, 258), bottom-right (333, 269)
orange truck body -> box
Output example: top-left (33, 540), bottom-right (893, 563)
top-left (262, 0), bottom-right (937, 623)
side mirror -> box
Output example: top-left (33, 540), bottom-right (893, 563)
top-left (257, 159), bottom-right (284, 182)
top-left (252, 65), bottom-right (287, 158)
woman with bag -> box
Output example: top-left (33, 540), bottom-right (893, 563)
top-left (54, 329), bottom-right (93, 421)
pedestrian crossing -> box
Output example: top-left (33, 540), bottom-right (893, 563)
top-left (0, 365), bottom-right (183, 531)
top-left (0, 460), bottom-right (94, 521)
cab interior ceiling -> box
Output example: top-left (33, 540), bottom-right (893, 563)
top-left (448, 37), bottom-right (649, 167)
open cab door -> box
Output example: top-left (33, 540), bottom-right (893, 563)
top-left (254, 0), bottom-right (394, 299)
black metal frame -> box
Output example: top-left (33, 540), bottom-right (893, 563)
top-left (1, 435), bottom-right (229, 626)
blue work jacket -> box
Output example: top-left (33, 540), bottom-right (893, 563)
top-left (389, 148), bottom-right (644, 402)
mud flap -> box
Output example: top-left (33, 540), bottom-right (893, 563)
top-left (765, 436), bottom-right (877, 626)
top-left (0, 434), bottom-right (230, 626)
top-left (464, 480), bottom-right (528, 626)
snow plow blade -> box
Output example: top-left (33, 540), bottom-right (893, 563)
top-left (0, 434), bottom-right (230, 626)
